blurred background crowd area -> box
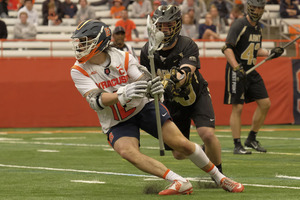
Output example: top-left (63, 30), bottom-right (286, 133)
top-left (0, 0), bottom-right (299, 40)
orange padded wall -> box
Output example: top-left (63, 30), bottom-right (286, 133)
top-left (0, 57), bottom-right (294, 128)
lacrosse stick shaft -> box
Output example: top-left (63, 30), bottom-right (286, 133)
top-left (246, 35), bottom-right (300, 74)
top-left (149, 54), bottom-right (165, 156)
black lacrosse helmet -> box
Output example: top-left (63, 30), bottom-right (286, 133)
top-left (71, 20), bottom-right (111, 63)
top-left (152, 5), bottom-right (182, 47)
top-left (247, 0), bottom-right (266, 22)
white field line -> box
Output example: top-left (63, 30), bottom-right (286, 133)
top-left (207, 135), bottom-right (300, 141)
top-left (32, 137), bottom-right (86, 140)
top-left (0, 140), bottom-right (157, 150)
top-left (221, 149), bottom-right (300, 156)
top-left (276, 175), bottom-right (300, 180)
top-left (37, 150), bottom-right (60, 153)
top-left (0, 164), bottom-right (155, 178)
top-left (0, 138), bottom-right (23, 141)
top-left (242, 183), bottom-right (300, 190)
top-left (71, 180), bottom-right (105, 184)
top-left (3, 128), bottom-right (300, 135)
top-left (0, 140), bottom-right (300, 156)
top-left (0, 140), bottom-right (109, 147)
top-left (0, 164), bottom-right (299, 190)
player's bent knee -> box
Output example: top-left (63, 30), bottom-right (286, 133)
top-left (174, 139), bottom-right (195, 155)
top-left (172, 150), bottom-right (186, 160)
top-left (117, 148), bottom-right (140, 162)
top-left (197, 127), bottom-right (216, 143)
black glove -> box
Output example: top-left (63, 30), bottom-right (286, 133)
top-left (270, 47), bottom-right (284, 59)
top-left (162, 67), bottom-right (190, 100)
top-left (234, 64), bottom-right (246, 82)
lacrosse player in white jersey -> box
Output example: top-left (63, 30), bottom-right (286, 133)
top-left (70, 19), bottom-right (244, 195)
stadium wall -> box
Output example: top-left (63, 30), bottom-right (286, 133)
top-left (0, 57), bottom-right (295, 128)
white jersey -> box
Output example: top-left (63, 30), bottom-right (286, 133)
top-left (71, 48), bottom-right (151, 133)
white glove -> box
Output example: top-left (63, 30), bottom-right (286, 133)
top-left (147, 76), bottom-right (164, 98)
top-left (117, 81), bottom-right (148, 106)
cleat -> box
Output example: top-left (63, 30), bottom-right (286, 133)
top-left (159, 180), bottom-right (193, 195)
top-left (220, 177), bottom-right (244, 193)
top-left (244, 139), bottom-right (267, 153)
top-left (234, 145), bottom-right (252, 154)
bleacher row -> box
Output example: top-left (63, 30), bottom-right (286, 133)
top-left (0, 40), bottom-right (278, 57)
top-left (1, 2), bottom-right (299, 58)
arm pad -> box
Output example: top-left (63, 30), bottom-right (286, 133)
top-left (86, 89), bottom-right (105, 111)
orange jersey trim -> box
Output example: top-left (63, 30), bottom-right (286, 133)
top-left (71, 65), bottom-right (89, 77)
top-left (124, 52), bottom-right (129, 72)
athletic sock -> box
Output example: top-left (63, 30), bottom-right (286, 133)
top-left (216, 164), bottom-right (223, 174)
top-left (247, 130), bottom-right (257, 141)
top-left (188, 143), bottom-right (209, 169)
top-left (206, 164), bottom-right (225, 185)
top-left (234, 138), bottom-right (242, 147)
top-left (163, 169), bottom-right (187, 182)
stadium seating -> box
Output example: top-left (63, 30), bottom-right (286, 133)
top-left (1, 2), bottom-right (299, 58)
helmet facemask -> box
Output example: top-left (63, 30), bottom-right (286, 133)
top-left (247, 0), bottom-right (265, 22)
top-left (72, 27), bottom-right (104, 62)
top-left (156, 18), bottom-right (181, 47)
top-left (152, 5), bottom-right (182, 48)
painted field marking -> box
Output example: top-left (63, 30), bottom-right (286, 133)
top-left (103, 148), bottom-right (114, 151)
top-left (0, 164), bottom-right (155, 178)
top-left (213, 135), bottom-right (300, 141)
top-left (0, 140), bottom-right (109, 147)
top-left (276, 175), bottom-right (300, 180)
top-left (32, 137), bottom-right (86, 140)
top-left (1, 140), bottom-right (299, 156)
top-left (242, 183), bottom-right (300, 190)
top-left (37, 150), bottom-right (60, 153)
top-left (2, 127), bottom-right (300, 135)
top-left (71, 180), bottom-right (105, 184)
top-left (221, 149), bottom-right (300, 156)
top-left (0, 138), bottom-right (23, 141)
top-left (0, 164), bottom-right (299, 190)
top-left (0, 130), bottom-right (102, 134)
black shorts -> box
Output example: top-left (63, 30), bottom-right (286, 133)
top-left (106, 101), bottom-right (171, 148)
top-left (224, 67), bottom-right (269, 104)
top-left (164, 87), bottom-right (215, 150)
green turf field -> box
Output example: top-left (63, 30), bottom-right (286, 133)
top-left (0, 125), bottom-right (299, 200)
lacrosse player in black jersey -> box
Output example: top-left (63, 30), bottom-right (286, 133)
top-left (222, 0), bottom-right (284, 154)
top-left (140, 5), bottom-right (223, 174)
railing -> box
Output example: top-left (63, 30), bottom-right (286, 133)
top-left (0, 39), bottom-right (299, 58)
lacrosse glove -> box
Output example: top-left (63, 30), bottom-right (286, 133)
top-left (147, 76), bottom-right (164, 98)
top-left (162, 67), bottom-right (192, 100)
top-left (270, 47), bottom-right (284, 59)
top-left (117, 81), bottom-right (148, 106)
top-left (234, 64), bottom-right (246, 82)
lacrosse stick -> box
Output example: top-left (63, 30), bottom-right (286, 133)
top-left (147, 15), bottom-right (165, 156)
top-left (246, 35), bottom-right (300, 74)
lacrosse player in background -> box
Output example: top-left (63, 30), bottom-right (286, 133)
top-left (140, 5), bottom-right (224, 175)
top-left (111, 26), bottom-right (139, 60)
top-left (222, 0), bottom-right (284, 154)
top-left (70, 19), bottom-right (244, 195)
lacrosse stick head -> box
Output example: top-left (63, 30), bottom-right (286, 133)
top-left (152, 5), bottom-right (182, 48)
top-left (147, 15), bottom-right (164, 55)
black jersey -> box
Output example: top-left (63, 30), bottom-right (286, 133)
top-left (140, 35), bottom-right (207, 107)
top-left (225, 16), bottom-right (263, 71)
